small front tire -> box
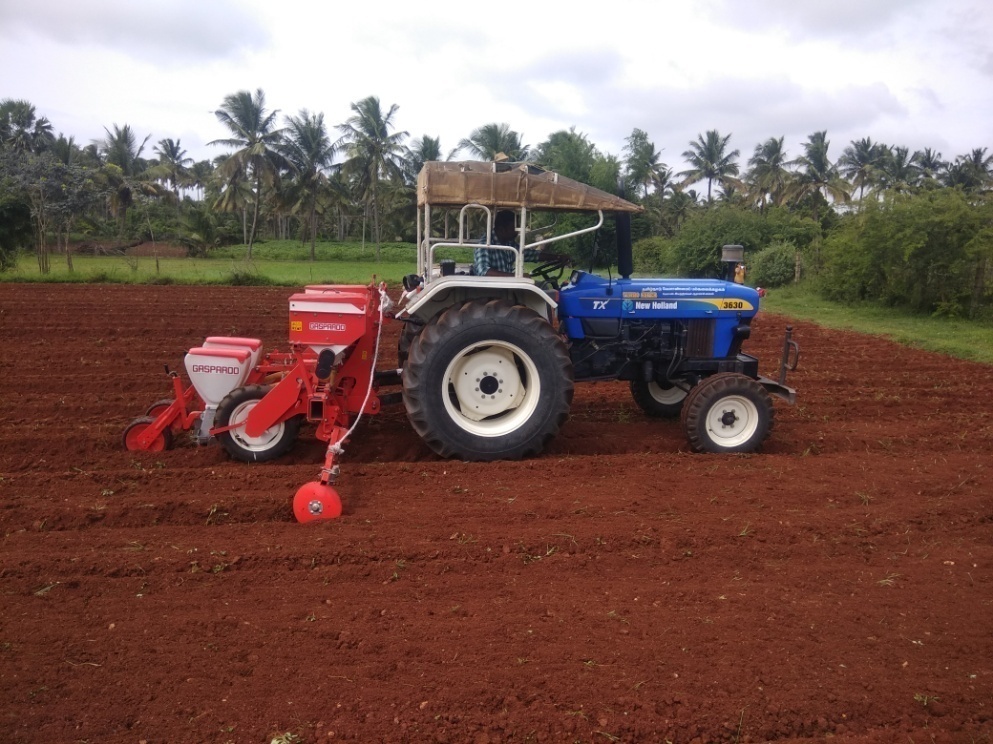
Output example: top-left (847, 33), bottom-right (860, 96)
top-left (682, 374), bottom-right (774, 453)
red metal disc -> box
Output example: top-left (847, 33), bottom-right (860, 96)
top-left (293, 482), bottom-right (343, 523)
top-left (122, 416), bottom-right (171, 452)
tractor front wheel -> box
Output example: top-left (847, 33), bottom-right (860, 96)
top-left (402, 299), bottom-right (573, 461)
top-left (214, 385), bottom-right (302, 463)
top-left (682, 374), bottom-right (774, 453)
top-left (630, 379), bottom-right (688, 418)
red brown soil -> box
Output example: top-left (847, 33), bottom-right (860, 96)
top-left (1, 283), bottom-right (991, 744)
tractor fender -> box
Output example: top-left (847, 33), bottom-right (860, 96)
top-left (399, 275), bottom-right (557, 325)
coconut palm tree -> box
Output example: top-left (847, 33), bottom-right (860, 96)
top-left (679, 130), bottom-right (741, 203)
top-left (787, 131), bottom-right (850, 222)
top-left (878, 145), bottom-right (919, 194)
top-left (944, 148), bottom-right (993, 192)
top-left (838, 137), bottom-right (884, 205)
top-left (210, 89), bottom-right (289, 257)
top-left (457, 123), bottom-right (528, 161)
top-left (151, 138), bottom-right (193, 200)
top-left (51, 134), bottom-right (78, 166)
top-left (0, 99), bottom-right (54, 153)
top-left (96, 123), bottom-right (159, 238)
top-left (659, 188), bottom-right (697, 237)
top-left (335, 96), bottom-right (408, 258)
top-left (624, 128), bottom-right (667, 198)
top-left (746, 136), bottom-right (791, 211)
top-left (189, 160), bottom-right (214, 202)
top-left (913, 148), bottom-right (946, 186)
top-left (280, 109), bottom-right (336, 260)
top-left (404, 135), bottom-right (444, 183)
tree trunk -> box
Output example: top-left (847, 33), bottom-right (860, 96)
top-left (247, 175), bottom-right (262, 260)
top-left (971, 255), bottom-right (989, 319)
top-left (309, 196), bottom-right (317, 261)
top-left (371, 179), bottom-right (381, 261)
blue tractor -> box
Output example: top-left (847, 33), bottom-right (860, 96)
top-left (395, 161), bottom-right (798, 461)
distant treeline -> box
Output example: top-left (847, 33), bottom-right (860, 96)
top-left (1, 92), bottom-right (991, 317)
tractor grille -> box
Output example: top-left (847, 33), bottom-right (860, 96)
top-left (686, 319), bottom-right (715, 357)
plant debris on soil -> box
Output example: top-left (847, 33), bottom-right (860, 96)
top-left (0, 283), bottom-right (990, 743)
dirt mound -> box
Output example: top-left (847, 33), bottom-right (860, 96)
top-left (0, 283), bottom-right (990, 743)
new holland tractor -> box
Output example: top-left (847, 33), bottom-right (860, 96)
top-left (124, 160), bottom-right (798, 522)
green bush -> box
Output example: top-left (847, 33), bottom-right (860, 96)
top-left (749, 242), bottom-right (799, 288)
top-left (820, 190), bottom-right (993, 316)
top-left (669, 206), bottom-right (822, 278)
top-left (224, 269), bottom-right (277, 286)
top-left (632, 236), bottom-right (677, 274)
top-left (0, 198), bottom-right (32, 271)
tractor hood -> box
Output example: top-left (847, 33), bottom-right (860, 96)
top-left (416, 160), bottom-right (643, 214)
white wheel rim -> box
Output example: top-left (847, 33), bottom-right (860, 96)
top-left (648, 381), bottom-right (687, 406)
top-left (442, 340), bottom-right (539, 437)
top-left (705, 394), bottom-right (759, 447)
top-left (228, 399), bottom-right (285, 452)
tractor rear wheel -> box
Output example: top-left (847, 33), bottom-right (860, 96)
top-left (630, 379), bottom-right (688, 418)
top-left (214, 385), bottom-right (302, 462)
top-left (682, 373), bottom-right (774, 453)
top-left (397, 319), bottom-right (423, 369)
top-left (402, 299), bottom-right (573, 461)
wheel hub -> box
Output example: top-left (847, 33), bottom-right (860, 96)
top-left (704, 393), bottom-right (760, 447)
top-left (479, 374), bottom-right (500, 395)
top-left (230, 400), bottom-right (283, 450)
top-left (293, 482), bottom-right (342, 523)
top-left (449, 346), bottom-right (523, 422)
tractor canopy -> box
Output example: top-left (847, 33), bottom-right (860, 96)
top-left (416, 160), bottom-right (643, 214)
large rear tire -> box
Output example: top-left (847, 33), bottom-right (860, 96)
top-left (682, 373), bottom-right (774, 453)
top-left (402, 300), bottom-right (573, 461)
top-left (214, 385), bottom-right (302, 463)
top-left (630, 379), bottom-right (688, 418)
top-left (397, 320), bottom-right (423, 369)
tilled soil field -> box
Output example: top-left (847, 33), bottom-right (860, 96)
top-left (1, 283), bottom-right (991, 744)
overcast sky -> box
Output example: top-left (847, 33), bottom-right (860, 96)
top-left (2, 0), bottom-right (991, 175)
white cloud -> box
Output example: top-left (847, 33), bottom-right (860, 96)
top-left (0, 0), bottom-right (989, 171)
top-left (0, 0), bottom-right (270, 63)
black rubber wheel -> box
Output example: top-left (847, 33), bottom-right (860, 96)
top-left (214, 385), bottom-right (302, 462)
top-left (402, 299), bottom-right (574, 461)
top-left (630, 379), bottom-right (688, 418)
top-left (682, 373), bottom-right (774, 453)
top-left (397, 320), bottom-right (423, 369)
top-left (145, 398), bottom-right (175, 418)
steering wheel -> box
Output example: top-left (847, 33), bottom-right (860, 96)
top-left (530, 254), bottom-right (572, 290)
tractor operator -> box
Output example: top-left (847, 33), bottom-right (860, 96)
top-left (474, 209), bottom-right (564, 277)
